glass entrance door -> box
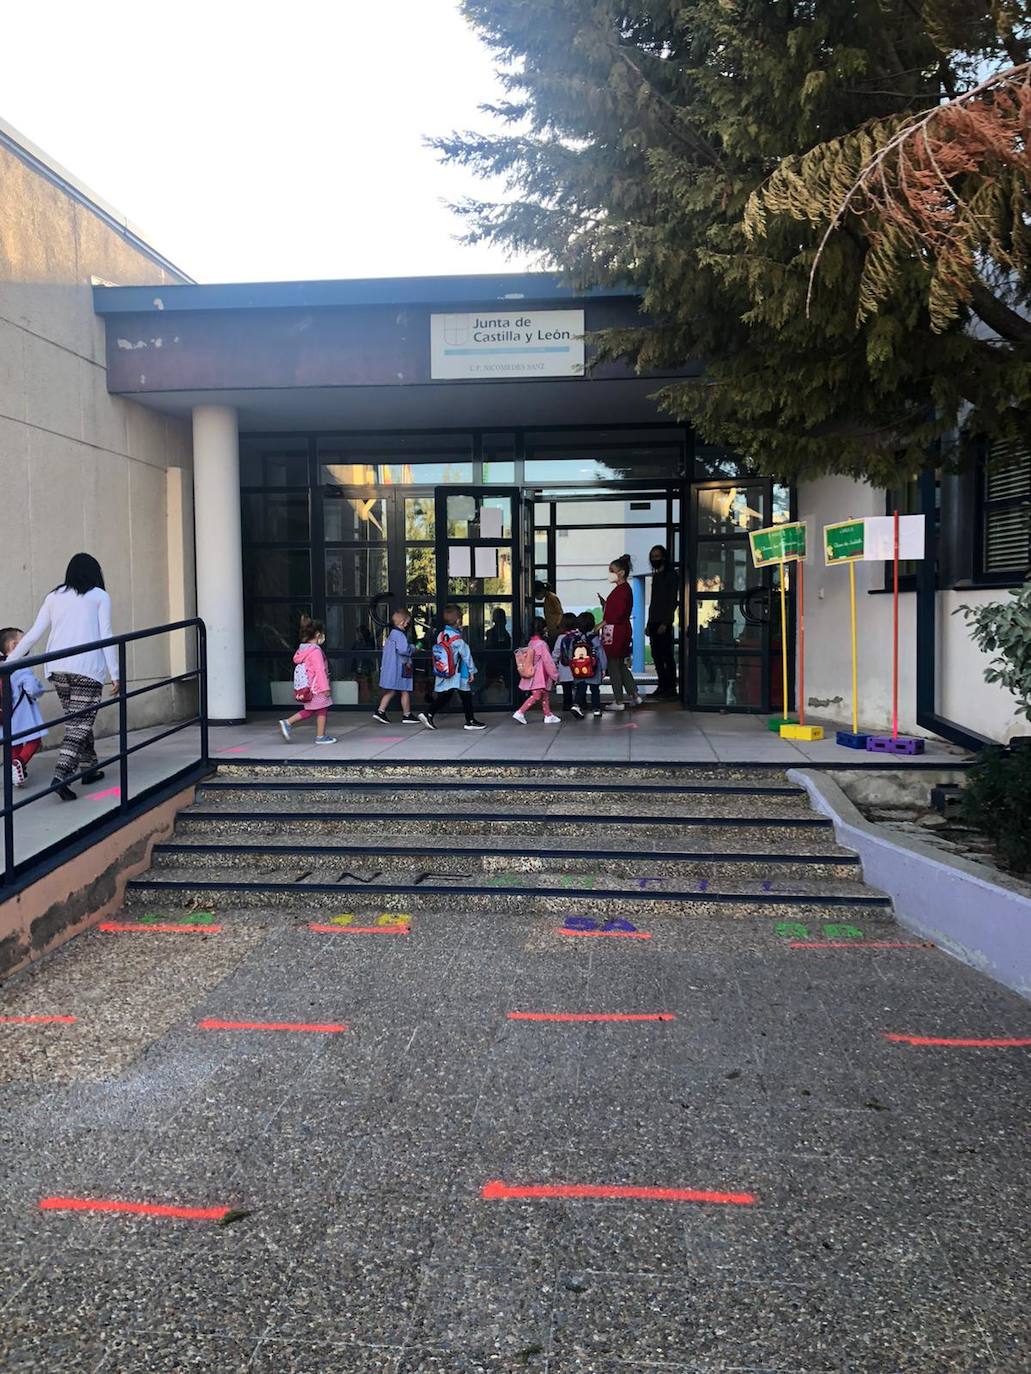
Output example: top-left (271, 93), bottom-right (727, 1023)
top-left (433, 487), bottom-right (530, 710)
top-left (689, 480), bottom-right (791, 712)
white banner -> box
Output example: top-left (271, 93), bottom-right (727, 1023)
top-left (430, 309), bottom-right (585, 380)
top-left (864, 514), bottom-right (925, 561)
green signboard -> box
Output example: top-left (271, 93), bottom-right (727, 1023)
top-left (824, 518), bottom-right (866, 565)
top-left (749, 521), bottom-right (807, 568)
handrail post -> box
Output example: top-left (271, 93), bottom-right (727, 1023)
top-left (198, 621), bottom-right (209, 765)
top-left (2, 673), bottom-right (14, 884)
top-left (118, 643), bottom-right (129, 814)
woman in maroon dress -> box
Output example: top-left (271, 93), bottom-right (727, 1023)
top-left (600, 554), bottom-right (642, 710)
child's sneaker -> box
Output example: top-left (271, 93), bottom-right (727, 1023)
top-left (402, 714), bottom-right (421, 725)
top-left (314, 735), bottom-right (337, 745)
top-left (464, 719), bottom-right (488, 730)
top-left (605, 702), bottom-right (625, 712)
top-left (418, 713), bottom-right (437, 730)
top-left (11, 760), bottom-right (25, 789)
top-left (372, 710), bottom-right (390, 725)
top-left (571, 705), bottom-right (585, 719)
top-left (629, 695), bottom-right (645, 707)
top-left (512, 711), bottom-right (527, 725)
top-left (593, 708), bottom-right (604, 717)
top-left (278, 719), bottom-right (292, 741)
top-left (544, 713), bottom-right (561, 724)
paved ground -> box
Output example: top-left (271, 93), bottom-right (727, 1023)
top-left (1, 889), bottom-right (1027, 1369)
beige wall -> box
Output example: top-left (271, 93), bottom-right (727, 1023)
top-left (0, 140), bottom-right (196, 734)
top-left (797, 477), bottom-right (1025, 744)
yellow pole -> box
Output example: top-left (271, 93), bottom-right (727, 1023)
top-left (849, 560), bottom-right (859, 735)
top-left (778, 558), bottom-right (789, 719)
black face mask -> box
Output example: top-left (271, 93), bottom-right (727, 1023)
top-left (650, 557), bottom-right (664, 569)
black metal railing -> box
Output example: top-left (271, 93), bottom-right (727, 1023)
top-left (1, 618), bottom-right (209, 886)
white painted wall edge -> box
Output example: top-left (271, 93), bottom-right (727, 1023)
top-left (787, 768), bottom-right (1031, 1002)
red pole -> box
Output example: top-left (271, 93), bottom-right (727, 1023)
top-left (892, 508), bottom-right (900, 739)
top-left (797, 557), bottom-right (805, 726)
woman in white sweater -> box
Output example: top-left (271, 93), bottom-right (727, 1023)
top-left (6, 554), bottom-right (120, 801)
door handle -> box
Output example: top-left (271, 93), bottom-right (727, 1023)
top-left (739, 587), bottom-right (771, 625)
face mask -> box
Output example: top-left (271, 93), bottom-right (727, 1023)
top-left (609, 573), bottom-right (619, 583)
top-left (651, 556), bottom-right (663, 568)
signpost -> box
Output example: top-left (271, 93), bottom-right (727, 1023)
top-left (823, 513), bottom-right (926, 752)
top-left (748, 522), bottom-right (822, 739)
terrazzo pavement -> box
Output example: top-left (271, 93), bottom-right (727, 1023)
top-left (0, 767), bottom-right (1027, 1373)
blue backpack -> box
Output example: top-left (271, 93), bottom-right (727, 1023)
top-left (432, 631), bottom-right (462, 679)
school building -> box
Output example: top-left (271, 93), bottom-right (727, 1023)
top-left (2, 116), bottom-right (1027, 747)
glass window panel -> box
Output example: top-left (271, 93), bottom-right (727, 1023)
top-left (696, 599), bottom-right (764, 651)
top-left (405, 496), bottom-right (435, 541)
top-left (325, 547), bottom-right (388, 597)
top-left (243, 602), bottom-right (312, 653)
top-left (484, 601), bottom-right (514, 651)
top-left (246, 654), bottom-right (297, 708)
top-left (482, 461), bottom-right (516, 483)
top-left (324, 494), bottom-right (388, 542)
top-left (773, 484), bottom-right (791, 525)
top-left (524, 451), bottom-right (682, 482)
top-left (696, 542), bottom-right (753, 594)
top-left (406, 546), bottom-right (436, 596)
top-left (242, 493), bottom-right (310, 542)
top-left (243, 549), bottom-right (311, 599)
top-left (320, 460), bottom-right (472, 485)
top-left (325, 653), bottom-right (378, 706)
top-left (406, 602), bottom-right (438, 651)
top-left (326, 603), bottom-right (378, 652)
top-left (695, 654), bottom-right (764, 709)
top-left (239, 439), bottom-right (309, 487)
top-left (696, 486), bottom-right (765, 537)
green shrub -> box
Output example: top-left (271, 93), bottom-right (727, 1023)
top-left (960, 746), bottom-right (1031, 873)
top-left (956, 578), bottom-right (1031, 724)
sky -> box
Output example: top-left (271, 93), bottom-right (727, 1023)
top-left (0, 0), bottom-right (533, 284)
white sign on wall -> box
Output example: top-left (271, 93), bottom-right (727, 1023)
top-left (430, 309), bottom-right (585, 380)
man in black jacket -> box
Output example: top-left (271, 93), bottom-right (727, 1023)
top-left (646, 545), bottom-right (680, 698)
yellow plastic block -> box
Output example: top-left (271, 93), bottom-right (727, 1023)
top-left (780, 724), bottom-right (825, 741)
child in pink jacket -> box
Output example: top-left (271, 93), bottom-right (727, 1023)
top-left (277, 615), bottom-right (336, 745)
top-left (513, 617), bottom-right (560, 725)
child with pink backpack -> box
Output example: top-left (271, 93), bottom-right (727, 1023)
top-left (277, 615), bottom-right (336, 745)
top-left (513, 618), bottom-right (560, 724)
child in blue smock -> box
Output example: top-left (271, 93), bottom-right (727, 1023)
top-left (1, 625), bottom-right (49, 788)
top-left (373, 609), bottom-right (417, 725)
top-left (418, 603), bottom-right (487, 731)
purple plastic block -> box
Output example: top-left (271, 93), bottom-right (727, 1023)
top-left (865, 735), bottom-right (925, 756)
top-left (836, 731), bottom-right (870, 749)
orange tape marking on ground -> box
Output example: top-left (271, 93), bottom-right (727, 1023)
top-left (308, 924), bottom-right (409, 934)
top-left (39, 1197), bottom-right (231, 1221)
top-left (0, 1015), bottom-right (77, 1025)
top-left (507, 1011), bottom-right (674, 1023)
top-left (98, 922), bottom-right (223, 935)
top-left (557, 929), bottom-right (652, 940)
top-left (197, 1018), bottom-right (348, 1034)
top-left (481, 1180), bottom-right (755, 1205)
top-left (790, 941), bottom-right (933, 950)
top-left (884, 1033), bottom-right (1031, 1047)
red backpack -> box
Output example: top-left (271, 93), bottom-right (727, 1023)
top-left (432, 631), bottom-right (462, 679)
top-left (569, 634), bottom-right (597, 679)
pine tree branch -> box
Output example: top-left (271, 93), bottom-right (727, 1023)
top-left (606, 42), bottom-right (726, 173)
top-left (968, 279), bottom-right (1031, 343)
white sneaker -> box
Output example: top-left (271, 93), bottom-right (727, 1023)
top-left (278, 719), bottom-right (292, 741)
top-left (11, 761), bottom-right (25, 789)
top-left (593, 708), bottom-right (604, 717)
top-left (629, 696), bottom-right (645, 707)
top-left (571, 705), bottom-right (584, 719)
top-left (544, 714), bottom-right (561, 724)
top-left (512, 711), bottom-right (527, 724)
top-left (606, 702), bottom-right (626, 712)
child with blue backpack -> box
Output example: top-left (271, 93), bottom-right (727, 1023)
top-left (418, 604), bottom-right (487, 731)
top-left (1, 626), bottom-right (49, 788)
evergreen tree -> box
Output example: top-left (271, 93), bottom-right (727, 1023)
top-left (434, 1), bottom-right (1031, 485)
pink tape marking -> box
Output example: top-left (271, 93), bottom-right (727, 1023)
top-left (377, 736), bottom-right (404, 743)
top-left (87, 786), bottom-right (121, 801)
top-left (618, 722), bottom-right (639, 729)
top-left (215, 746), bottom-right (248, 755)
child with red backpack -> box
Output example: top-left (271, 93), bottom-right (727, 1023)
top-left (570, 610), bottom-right (607, 718)
top-left (277, 615), bottom-right (336, 745)
top-left (551, 612), bottom-right (579, 713)
top-left (418, 604), bottom-right (487, 731)
top-left (513, 617), bottom-right (560, 724)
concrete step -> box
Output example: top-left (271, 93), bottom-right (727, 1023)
top-left (149, 840), bottom-right (862, 883)
top-left (193, 784), bottom-right (815, 818)
top-left (212, 762), bottom-right (798, 787)
top-left (126, 860), bottom-right (891, 920)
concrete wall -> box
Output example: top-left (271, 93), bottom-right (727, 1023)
top-left (0, 139), bottom-right (196, 736)
top-left (797, 477), bottom-right (1025, 743)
